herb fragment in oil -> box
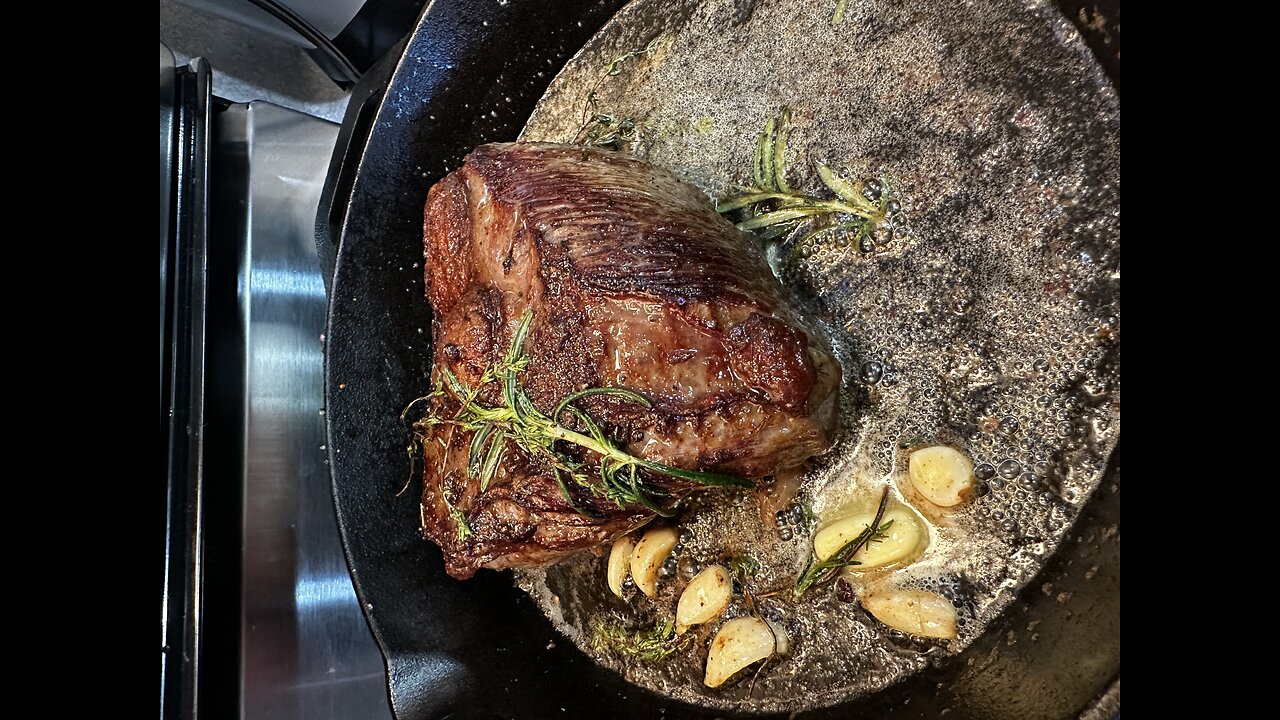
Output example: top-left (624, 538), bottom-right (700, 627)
top-left (729, 553), bottom-right (761, 586)
top-left (718, 108), bottom-right (895, 259)
top-left (729, 553), bottom-right (766, 611)
top-left (793, 487), bottom-right (894, 598)
top-left (576, 107), bottom-right (644, 151)
top-left (591, 616), bottom-right (692, 662)
top-left (832, 0), bottom-right (849, 26)
top-left (408, 312), bottom-right (751, 532)
top-left (574, 37), bottom-right (666, 152)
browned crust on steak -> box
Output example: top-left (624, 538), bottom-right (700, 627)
top-left (420, 143), bottom-right (840, 579)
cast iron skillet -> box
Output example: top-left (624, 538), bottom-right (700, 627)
top-left (321, 2), bottom-right (1120, 718)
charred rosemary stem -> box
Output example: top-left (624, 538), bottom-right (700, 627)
top-left (416, 311), bottom-right (751, 523)
top-left (793, 486), bottom-right (893, 598)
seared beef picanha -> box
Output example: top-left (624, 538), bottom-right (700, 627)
top-left (419, 143), bottom-right (840, 579)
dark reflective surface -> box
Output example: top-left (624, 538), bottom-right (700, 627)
top-left (214, 102), bottom-right (393, 720)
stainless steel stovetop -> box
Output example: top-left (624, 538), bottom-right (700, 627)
top-left (161, 10), bottom-right (393, 714)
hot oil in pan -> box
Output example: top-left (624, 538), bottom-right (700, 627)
top-left (514, 0), bottom-right (1119, 711)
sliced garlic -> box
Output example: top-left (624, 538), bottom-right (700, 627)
top-left (630, 526), bottom-right (678, 598)
top-left (607, 535), bottom-right (636, 598)
top-left (813, 506), bottom-right (926, 569)
top-left (863, 589), bottom-right (958, 640)
top-left (908, 446), bottom-right (975, 507)
top-left (704, 616), bottom-right (780, 688)
top-left (676, 565), bottom-right (731, 634)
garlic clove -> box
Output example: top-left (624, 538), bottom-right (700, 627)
top-left (607, 535), bottom-right (636, 598)
top-left (630, 526), bottom-right (679, 598)
top-left (863, 588), bottom-right (958, 639)
top-left (813, 506), bottom-right (926, 569)
top-left (675, 565), bottom-right (732, 634)
top-left (908, 446), bottom-right (975, 507)
top-left (766, 618), bottom-right (789, 656)
top-left (704, 616), bottom-right (779, 688)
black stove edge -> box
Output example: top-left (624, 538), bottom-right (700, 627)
top-left (161, 55), bottom-right (212, 720)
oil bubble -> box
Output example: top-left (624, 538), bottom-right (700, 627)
top-left (861, 361), bottom-right (885, 384)
top-left (997, 459), bottom-right (1022, 479)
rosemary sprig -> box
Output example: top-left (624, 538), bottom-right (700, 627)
top-left (793, 487), bottom-right (893, 598)
top-left (590, 616), bottom-right (692, 662)
top-left (413, 311), bottom-right (751, 526)
top-left (604, 36), bottom-right (666, 77)
top-left (718, 108), bottom-right (892, 255)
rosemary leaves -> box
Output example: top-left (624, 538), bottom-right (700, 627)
top-left (590, 616), bottom-right (692, 662)
top-left (718, 108), bottom-right (895, 256)
top-left (412, 312), bottom-right (751, 528)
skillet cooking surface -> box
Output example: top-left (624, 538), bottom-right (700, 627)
top-left (514, 0), bottom-right (1118, 711)
top-left (324, 1), bottom-right (1119, 718)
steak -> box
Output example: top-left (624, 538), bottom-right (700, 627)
top-left (418, 143), bottom-right (840, 579)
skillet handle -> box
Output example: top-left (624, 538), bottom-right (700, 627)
top-left (315, 38), bottom-right (406, 295)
